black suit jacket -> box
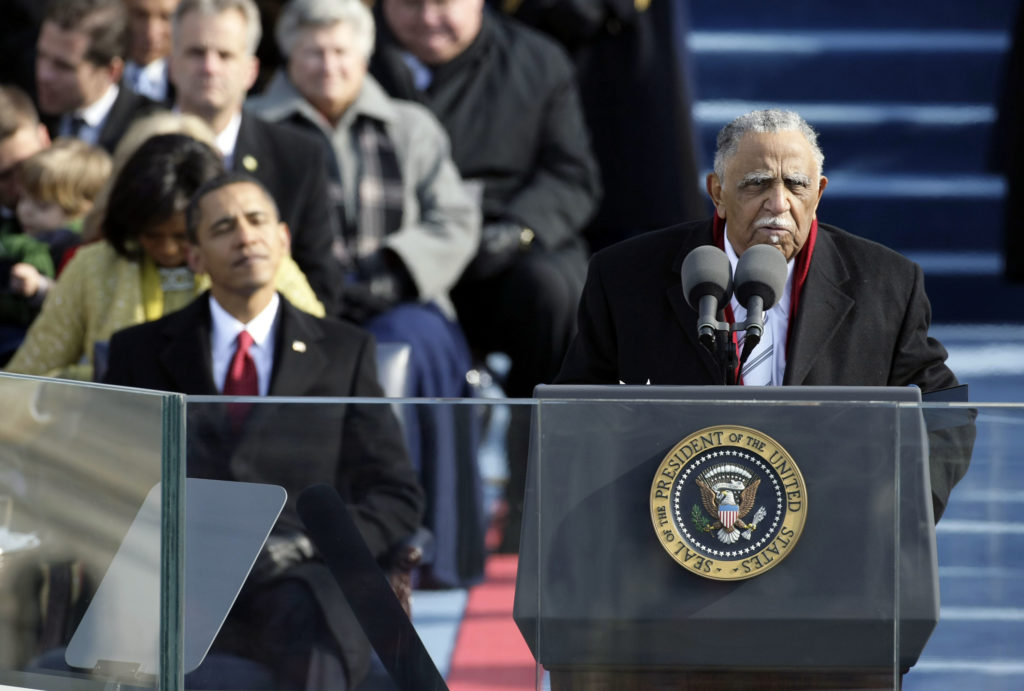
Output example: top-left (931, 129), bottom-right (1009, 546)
top-left (96, 86), bottom-right (162, 153)
top-left (555, 218), bottom-right (973, 517)
top-left (557, 217), bottom-right (958, 390)
top-left (370, 8), bottom-right (600, 259)
top-left (234, 112), bottom-right (342, 313)
top-left (43, 83), bottom-right (161, 154)
top-left (104, 294), bottom-right (423, 683)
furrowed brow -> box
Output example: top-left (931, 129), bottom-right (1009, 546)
top-left (738, 171), bottom-right (775, 188)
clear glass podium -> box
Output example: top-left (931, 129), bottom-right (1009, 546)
top-left (0, 372), bottom-right (1016, 691)
top-left (514, 385), bottom-right (978, 690)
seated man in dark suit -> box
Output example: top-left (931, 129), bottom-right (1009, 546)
top-left (35, 0), bottom-right (161, 153)
top-left (105, 171), bottom-right (424, 689)
top-left (556, 108), bottom-right (972, 521)
top-left (169, 0), bottom-right (343, 313)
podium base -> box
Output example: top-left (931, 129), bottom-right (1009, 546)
top-left (549, 668), bottom-right (901, 690)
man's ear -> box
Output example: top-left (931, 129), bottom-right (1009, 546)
top-left (706, 173), bottom-right (726, 219)
top-left (36, 123), bottom-right (51, 147)
top-left (244, 55), bottom-right (260, 92)
top-left (107, 57), bottom-right (124, 86)
top-left (186, 244), bottom-right (204, 274)
top-left (812, 176), bottom-right (828, 218)
top-left (168, 52), bottom-right (180, 92)
top-left (279, 222), bottom-right (291, 252)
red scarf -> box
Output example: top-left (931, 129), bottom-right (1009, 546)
top-left (711, 215), bottom-right (818, 380)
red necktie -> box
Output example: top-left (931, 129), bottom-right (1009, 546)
top-left (223, 331), bottom-right (258, 434)
top-left (223, 331), bottom-right (258, 396)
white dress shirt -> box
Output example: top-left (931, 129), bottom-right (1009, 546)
top-left (400, 52), bottom-right (434, 91)
top-left (209, 293), bottom-right (280, 396)
top-left (60, 83), bottom-right (120, 145)
top-left (124, 58), bottom-right (169, 102)
top-left (214, 111), bottom-right (243, 170)
top-left (724, 226), bottom-right (795, 386)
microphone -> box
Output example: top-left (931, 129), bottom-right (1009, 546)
top-left (734, 244), bottom-right (788, 358)
top-left (681, 245), bottom-right (733, 351)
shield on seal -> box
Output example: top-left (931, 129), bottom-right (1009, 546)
top-left (718, 504), bottom-right (739, 529)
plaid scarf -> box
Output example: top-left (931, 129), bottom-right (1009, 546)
top-left (334, 117), bottom-right (404, 267)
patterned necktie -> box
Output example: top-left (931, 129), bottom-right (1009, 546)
top-left (742, 313), bottom-right (775, 386)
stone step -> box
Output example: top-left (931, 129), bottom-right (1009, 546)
top-left (924, 272), bottom-right (1024, 323)
top-left (694, 101), bottom-right (998, 173)
top-left (688, 31), bottom-right (1010, 104)
top-left (816, 172), bottom-right (1005, 251)
top-left (687, 1), bottom-right (1016, 30)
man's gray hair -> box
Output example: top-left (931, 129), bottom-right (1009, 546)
top-left (713, 109), bottom-right (825, 179)
top-left (173, 0), bottom-right (262, 56)
top-left (276, 0), bottom-right (375, 61)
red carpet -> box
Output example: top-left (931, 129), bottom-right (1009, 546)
top-left (446, 554), bottom-right (537, 690)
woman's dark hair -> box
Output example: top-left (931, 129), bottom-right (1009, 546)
top-left (104, 134), bottom-right (225, 261)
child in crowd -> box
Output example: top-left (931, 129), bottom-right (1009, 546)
top-left (0, 230), bottom-right (53, 365)
top-left (16, 138), bottom-right (112, 277)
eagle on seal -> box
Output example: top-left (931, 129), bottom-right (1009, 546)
top-left (697, 476), bottom-right (761, 544)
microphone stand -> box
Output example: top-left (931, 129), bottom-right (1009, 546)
top-left (703, 313), bottom-right (764, 386)
top-left (717, 328), bottom-right (738, 385)
top-left (700, 310), bottom-right (739, 385)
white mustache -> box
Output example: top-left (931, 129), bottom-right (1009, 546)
top-left (755, 217), bottom-right (795, 232)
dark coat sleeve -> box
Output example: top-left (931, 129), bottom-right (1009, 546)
top-left (334, 327), bottom-right (425, 557)
top-left (103, 325), bottom-right (146, 387)
top-left (495, 0), bottom-right (641, 46)
top-left (499, 37), bottom-right (602, 250)
top-left (885, 262), bottom-right (974, 521)
top-left (888, 262), bottom-right (958, 391)
top-left (555, 248), bottom-right (620, 384)
top-left (281, 139), bottom-right (342, 314)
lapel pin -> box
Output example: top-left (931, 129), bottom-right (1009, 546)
top-left (242, 155), bottom-right (258, 172)
top-left (292, 340), bottom-right (307, 353)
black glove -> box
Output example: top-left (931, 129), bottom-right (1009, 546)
top-left (249, 530), bottom-right (315, 583)
top-left (462, 221), bottom-right (533, 281)
top-left (338, 250), bottom-right (416, 324)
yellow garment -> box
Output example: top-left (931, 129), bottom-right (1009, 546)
top-left (5, 241), bottom-right (325, 381)
top-left (138, 257), bottom-right (197, 321)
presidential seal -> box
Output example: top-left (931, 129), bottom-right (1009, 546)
top-left (649, 425), bottom-right (807, 581)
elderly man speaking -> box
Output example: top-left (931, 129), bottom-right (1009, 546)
top-left (556, 109), bottom-right (971, 521)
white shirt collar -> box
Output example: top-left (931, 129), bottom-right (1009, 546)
top-left (62, 83), bottom-right (120, 144)
top-left (214, 111), bottom-right (244, 169)
top-left (400, 52), bottom-right (434, 91)
top-left (209, 292), bottom-right (280, 396)
top-left (724, 225), bottom-right (795, 385)
top-left (125, 58), bottom-right (168, 102)
top-left (723, 224), bottom-right (795, 321)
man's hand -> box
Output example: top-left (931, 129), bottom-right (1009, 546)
top-left (462, 221), bottom-right (534, 280)
top-left (249, 531), bottom-right (316, 583)
top-left (338, 250), bottom-right (416, 324)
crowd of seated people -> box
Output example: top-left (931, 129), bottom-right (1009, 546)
top-left (0, 0), bottom-right (670, 684)
top-left (1, 0), bottom-right (622, 628)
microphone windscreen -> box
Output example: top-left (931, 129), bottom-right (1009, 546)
top-left (735, 244), bottom-right (789, 308)
top-left (681, 245), bottom-right (732, 308)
